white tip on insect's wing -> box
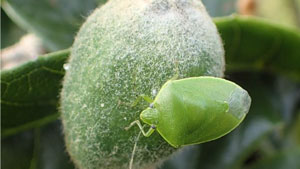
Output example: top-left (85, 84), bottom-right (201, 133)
top-left (228, 87), bottom-right (251, 120)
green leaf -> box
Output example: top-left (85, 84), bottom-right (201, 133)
top-left (215, 16), bottom-right (300, 81)
top-left (2, 0), bottom-right (107, 51)
top-left (1, 49), bottom-right (70, 138)
top-left (248, 147), bottom-right (300, 169)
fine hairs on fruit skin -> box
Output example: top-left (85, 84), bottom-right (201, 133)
top-left (61, 0), bottom-right (225, 169)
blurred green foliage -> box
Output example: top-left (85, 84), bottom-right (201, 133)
top-left (248, 147), bottom-right (300, 169)
top-left (1, 121), bottom-right (75, 169)
top-left (257, 0), bottom-right (300, 28)
top-left (1, 8), bottom-right (26, 49)
top-left (202, 0), bottom-right (237, 17)
top-left (1, 0), bottom-right (106, 51)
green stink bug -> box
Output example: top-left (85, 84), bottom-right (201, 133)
top-left (126, 76), bottom-right (251, 148)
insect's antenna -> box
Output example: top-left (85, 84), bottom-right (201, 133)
top-left (129, 130), bottom-right (142, 169)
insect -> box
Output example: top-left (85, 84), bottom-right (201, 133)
top-left (125, 76), bottom-right (251, 148)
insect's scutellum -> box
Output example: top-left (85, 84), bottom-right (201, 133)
top-left (126, 76), bottom-right (251, 148)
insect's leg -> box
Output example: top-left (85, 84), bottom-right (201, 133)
top-left (125, 120), bottom-right (155, 137)
top-left (131, 94), bottom-right (154, 107)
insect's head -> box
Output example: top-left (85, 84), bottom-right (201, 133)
top-left (140, 106), bottom-right (159, 126)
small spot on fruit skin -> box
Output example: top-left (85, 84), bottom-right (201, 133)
top-left (151, 89), bottom-right (157, 96)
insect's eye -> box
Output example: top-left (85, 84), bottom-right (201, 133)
top-left (149, 103), bottom-right (154, 108)
top-left (151, 125), bottom-right (156, 129)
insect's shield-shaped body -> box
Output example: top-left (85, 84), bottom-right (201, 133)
top-left (140, 77), bottom-right (251, 148)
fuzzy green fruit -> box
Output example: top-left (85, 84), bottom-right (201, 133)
top-left (61, 0), bottom-right (225, 169)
